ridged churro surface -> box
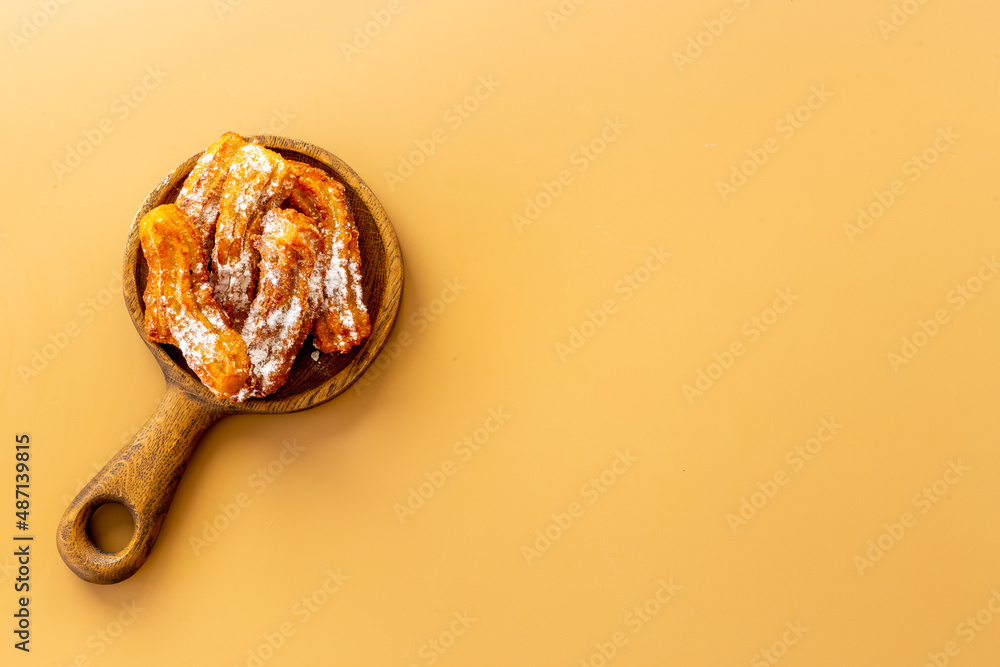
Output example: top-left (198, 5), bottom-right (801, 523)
top-left (287, 161), bottom-right (370, 353)
top-left (139, 203), bottom-right (250, 399)
top-left (236, 208), bottom-right (322, 400)
top-left (175, 131), bottom-right (246, 254)
top-left (211, 143), bottom-right (294, 329)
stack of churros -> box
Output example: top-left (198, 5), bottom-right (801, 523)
top-left (139, 132), bottom-right (370, 401)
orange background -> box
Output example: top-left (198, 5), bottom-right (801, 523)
top-left (2, 0), bottom-right (1000, 665)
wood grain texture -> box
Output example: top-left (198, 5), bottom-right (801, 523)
top-left (56, 136), bottom-right (403, 584)
top-left (56, 385), bottom-right (222, 584)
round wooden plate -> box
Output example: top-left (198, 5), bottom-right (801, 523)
top-left (56, 136), bottom-right (403, 584)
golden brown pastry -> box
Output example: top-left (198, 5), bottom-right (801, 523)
top-left (139, 204), bottom-right (250, 399)
top-left (236, 208), bottom-right (323, 400)
top-left (142, 132), bottom-right (372, 400)
top-left (175, 131), bottom-right (247, 255)
top-left (211, 143), bottom-right (295, 329)
top-left (286, 161), bottom-right (370, 353)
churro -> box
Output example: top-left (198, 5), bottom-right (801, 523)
top-left (211, 142), bottom-right (295, 329)
top-left (286, 161), bottom-right (370, 353)
top-left (175, 131), bottom-right (247, 254)
top-left (237, 208), bottom-right (322, 400)
top-left (139, 203), bottom-right (250, 399)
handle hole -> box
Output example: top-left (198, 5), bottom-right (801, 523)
top-left (87, 502), bottom-right (135, 554)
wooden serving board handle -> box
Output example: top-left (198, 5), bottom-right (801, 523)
top-left (56, 382), bottom-right (224, 584)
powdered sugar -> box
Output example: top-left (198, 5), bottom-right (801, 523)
top-left (236, 209), bottom-right (322, 399)
top-left (176, 134), bottom-right (247, 253)
top-left (211, 143), bottom-right (293, 327)
top-left (156, 133), bottom-right (373, 401)
top-left (171, 311), bottom-right (216, 369)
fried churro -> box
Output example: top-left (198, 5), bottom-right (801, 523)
top-left (237, 208), bottom-right (323, 400)
top-left (139, 204), bottom-right (250, 399)
top-left (175, 131), bottom-right (247, 254)
top-left (211, 143), bottom-right (295, 329)
top-left (286, 161), bottom-right (370, 353)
